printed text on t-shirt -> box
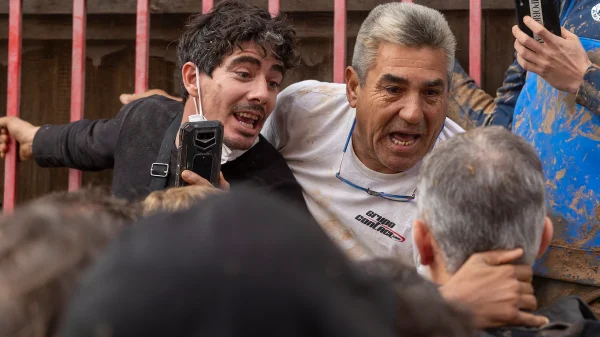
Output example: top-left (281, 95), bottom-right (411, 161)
top-left (354, 210), bottom-right (405, 242)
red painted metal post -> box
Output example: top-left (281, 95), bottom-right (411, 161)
top-left (333, 0), bottom-right (346, 83)
top-left (4, 0), bottom-right (22, 213)
top-left (203, 0), bottom-right (214, 14)
top-left (269, 0), bottom-right (280, 17)
top-left (135, 0), bottom-right (150, 93)
top-left (68, 0), bottom-right (87, 191)
top-left (469, 0), bottom-right (482, 86)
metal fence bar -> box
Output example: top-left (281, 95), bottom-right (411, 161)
top-left (333, 0), bottom-right (346, 83)
top-left (269, 0), bottom-right (280, 17)
top-left (135, 0), bottom-right (150, 93)
top-left (68, 0), bottom-right (87, 191)
top-left (469, 0), bottom-right (482, 85)
top-left (203, 0), bottom-right (214, 14)
top-left (4, 0), bottom-right (22, 213)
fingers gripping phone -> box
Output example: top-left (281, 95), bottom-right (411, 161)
top-left (175, 121), bottom-right (224, 187)
top-left (515, 0), bottom-right (562, 43)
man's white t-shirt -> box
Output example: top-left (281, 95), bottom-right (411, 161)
top-left (262, 80), bottom-right (464, 262)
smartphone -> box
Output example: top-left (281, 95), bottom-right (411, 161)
top-left (514, 0), bottom-right (561, 43)
top-left (175, 121), bottom-right (224, 187)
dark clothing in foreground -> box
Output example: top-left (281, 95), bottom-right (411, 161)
top-left (482, 297), bottom-right (600, 337)
top-left (32, 95), bottom-right (307, 211)
top-left (61, 188), bottom-right (398, 337)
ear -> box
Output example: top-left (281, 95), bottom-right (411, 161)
top-left (181, 62), bottom-right (199, 98)
top-left (345, 66), bottom-right (360, 108)
top-left (413, 219), bottom-right (435, 266)
top-left (537, 216), bottom-right (554, 258)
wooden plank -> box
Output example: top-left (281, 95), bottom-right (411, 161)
top-left (0, 12), bottom-right (370, 40)
top-left (4, 0), bottom-right (22, 213)
top-left (0, 0), bottom-right (515, 14)
top-left (483, 10), bottom-right (516, 94)
top-left (68, 0), bottom-right (86, 191)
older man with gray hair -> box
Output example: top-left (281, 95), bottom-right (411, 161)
top-left (413, 126), bottom-right (600, 335)
top-left (262, 2), bottom-right (547, 329)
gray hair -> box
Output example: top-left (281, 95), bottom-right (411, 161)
top-left (352, 2), bottom-right (456, 86)
top-left (417, 127), bottom-right (546, 273)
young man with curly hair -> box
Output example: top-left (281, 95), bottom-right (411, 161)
top-left (0, 0), bottom-right (307, 211)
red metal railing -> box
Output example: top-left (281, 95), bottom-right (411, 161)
top-left (203, 0), bottom-right (214, 14)
top-left (135, 0), bottom-right (150, 94)
top-left (269, 0), bottom-right (280, 17)
top-left (4, 0), bottom-right (22, 213)
top-left (3, 0), bottom-right (483, 211)
top-left (333, 0), bottom-right (347, 83)
top-left (68, 0), bottom-right (86, 191)
top-left (469, 0), bottom-right (482, 85)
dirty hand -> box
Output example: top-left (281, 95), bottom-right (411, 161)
top-left (181, 170), bottom-right (230, 191)
top-left (513, 16), bottom-right (591, 94)
top-left (0, 116), bottom-right (40, 161)
top-left (439, 248), bottom-right (549, 329)
top-left (120, 89), bottom-right (183, 105)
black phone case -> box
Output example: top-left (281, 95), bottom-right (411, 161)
top-left (175, 121), bottom-right (224, 187)
top-left (515, 0), bottom-right (562, 42)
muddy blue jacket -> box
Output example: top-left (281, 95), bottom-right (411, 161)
top-left (449, 0), bottom-right (600, 288)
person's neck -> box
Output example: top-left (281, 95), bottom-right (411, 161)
top-left (351, 132), bottom-right (398, 174)
top-left (429, 259), bottom-right (453, 285)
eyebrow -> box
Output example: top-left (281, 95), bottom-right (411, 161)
top-left (379, 74), bottom-right (446, 89)
top-left (424, 78), bottom-right (446, 88)
top-left (227, 56), bottom-right (262, 70)
top-left (271, 64), bottom-right (285, 76)
top-left (378, 74), bottom-right (409, 86)
top-left (227, 55), bottom-right (285, 76)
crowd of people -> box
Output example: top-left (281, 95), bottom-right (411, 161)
top-left (0, 0), bottom-right (598, 336)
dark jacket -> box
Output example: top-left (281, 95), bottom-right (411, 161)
top-left (32, 95), bottom-right (308, 211)
top-left (482, 297), bottom-right (600, 337)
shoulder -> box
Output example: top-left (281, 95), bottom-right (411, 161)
top-left (225, 135), bottom-right (297, 184)
top-left (250, 134), bottom-right (289, 163)
top-left (275, 80), bottom-right (348, 114)
top-left (439, 117), bottom-right (466, 141)
top-left (124, 95), bottom-right (183, 122)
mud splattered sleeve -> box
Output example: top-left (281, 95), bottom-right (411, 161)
top-left (575, 63), bottom-right (600, 115)
top-left (448, 58), bottom-right (526, 130)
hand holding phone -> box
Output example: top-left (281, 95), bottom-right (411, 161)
top-left (175, 121), bottom-right (224, 187)
top-left (514, 0), bottom-right (561, 43)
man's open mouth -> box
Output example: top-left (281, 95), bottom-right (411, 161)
top-left (390, 132), bottom-right (420, 146)
top-left (234, 112), bottom-right (260, 129)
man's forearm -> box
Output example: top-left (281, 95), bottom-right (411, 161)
top-left (575, 63), bottom-right (600, 115)
top-left (33, 120), bottom-right (117, 171)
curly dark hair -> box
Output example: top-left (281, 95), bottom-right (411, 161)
top-left (176, 0), bottom-right (300, 102)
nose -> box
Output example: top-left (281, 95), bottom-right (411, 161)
top-left (247, 78), bottom-right (270, 105)
top-left (398, 92), bottom-right (424, 125)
